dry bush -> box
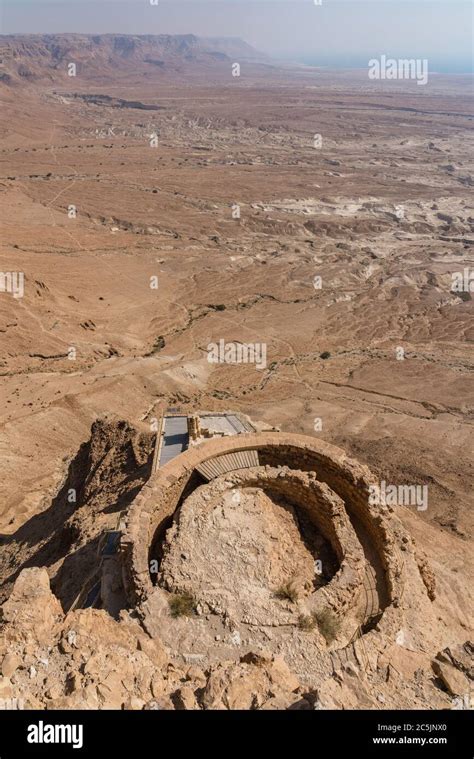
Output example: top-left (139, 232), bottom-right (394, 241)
top-left (168, 592), bottom-right (196, 618)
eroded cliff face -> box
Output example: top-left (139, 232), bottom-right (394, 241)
top-left (0, 34), bottom-right (265, 86)
top-left (0, 419), bottom-right (154, 609)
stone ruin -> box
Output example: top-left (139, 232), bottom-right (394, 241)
top-left (119, 412), bottom-right (441, 687)
top-left (2, 412), bottom-right (471, 710)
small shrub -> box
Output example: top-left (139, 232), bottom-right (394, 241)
top-left (275, 582), bottom-right (298, 604)
top-left (320, 351), bottom-right (331, 360)
top-left (168, 592), bottom-right (196, 618)
top-left (297, 608), bottom-right (341, 640)
top-left (313, 608), bottom-right (341, 642)
top-left (145, 335), bottom-right (165, 357)
top-left (298, 614), bottom-right (316, 632)
top-left (153, 335), bottom-right (166, 352)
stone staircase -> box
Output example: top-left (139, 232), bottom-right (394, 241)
top-left (196, 450), bottom-right (259, 481)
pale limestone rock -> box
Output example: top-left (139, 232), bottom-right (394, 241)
top-left (123, 696), bottom-right (146, 710)
top-left (0, 568), bottom-right (62, 646)
top-left (143, 696), bottom-right (175, 710)
top-left (202, 657), bottom-right (301, 710)
top-left (185, 665), bottom-right (206, 687)
top-left (173, 685), bottom-right (200, 710)
top-left (1, 653), bottom-right (21, 678)
top-left (151, 672), bottom-right (166, 699)
top-left (268, 656), bottom-right (300, 692)
top-left (0, 676), bottom-right (13, 699)
top-left (136, 636), bottom-right (168, 668)
top-left (44, 681), bottom-right (63, 700)
top-left (96, 679), bottom-right (125, 709)
top-left (432, 661), bottom-right (470, 697)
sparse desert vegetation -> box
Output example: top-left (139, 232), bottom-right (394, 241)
top-left (313, 609), bottom-right (341, 643)
top-left (168, 592), bottom-right (196, 618)
top-left (275, 582), bottom-right (299, 604)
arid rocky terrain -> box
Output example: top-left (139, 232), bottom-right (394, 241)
top-left (0, 35), bottom-right (472, 711)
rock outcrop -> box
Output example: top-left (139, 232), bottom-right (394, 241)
top-left (0, 568), bottom-right (306, 710)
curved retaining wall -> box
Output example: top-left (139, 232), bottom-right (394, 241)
top-left (173, 465), bottom-right (367, 620)
top-left (121, 432), bottom-right (404, 627)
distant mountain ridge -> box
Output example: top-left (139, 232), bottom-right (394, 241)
top-left (0, 33), bottom-right (268, 84)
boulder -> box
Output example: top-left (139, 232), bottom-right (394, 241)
top-left (202, 655), bottom-right (301, 710)
top-left (0, 569), bottom-right (62, 646)
top-left (173, 685), bottom-right (200, 710)
top-left (432, 660), bottom-right (470, 697)
top-left (1, 652), bottom-right (21, 678)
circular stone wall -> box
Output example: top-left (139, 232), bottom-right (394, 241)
top-left (156, 467), bottom-right (366, 629)
top-left (121, 432), bottom-right (406, 640)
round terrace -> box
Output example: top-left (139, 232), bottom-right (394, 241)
top-left (121, 432), bottom-right (405, 635)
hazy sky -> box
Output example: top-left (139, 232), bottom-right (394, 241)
top-left (1, 0), bottom-right (473, 71)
